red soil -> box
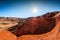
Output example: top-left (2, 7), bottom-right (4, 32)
top-left (0, 30), bottom-right (17, 40)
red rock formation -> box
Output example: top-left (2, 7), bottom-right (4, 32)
top-left (0, 11), bottom-right (60, 40)
top-left (11, 17), bottom-right (56, 36)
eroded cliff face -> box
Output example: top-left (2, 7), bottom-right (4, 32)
top-left (0, 11), bottom-right (60, 40)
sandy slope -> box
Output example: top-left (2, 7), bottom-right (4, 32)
top-left (0, 30), bottom-right (17, 40)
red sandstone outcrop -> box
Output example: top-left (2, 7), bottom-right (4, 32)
top-left (17, 11), bottom-right (60, 40)
top-left (0, 11), bottom-right (60, 40)
top-left (17, 14), bottom-right (60, 40)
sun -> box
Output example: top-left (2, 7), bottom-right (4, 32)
top-left (32, 7), bottom-right (38, 13)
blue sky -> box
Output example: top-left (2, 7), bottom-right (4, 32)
top-left (0, 0), bottom-right (60, 18)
